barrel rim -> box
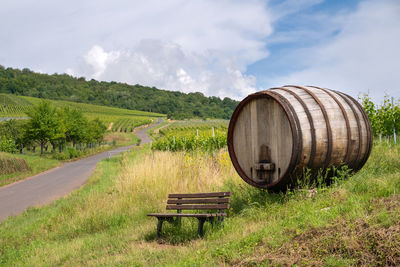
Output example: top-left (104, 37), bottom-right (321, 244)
top-left (227, 91), bottom-right (297, 189)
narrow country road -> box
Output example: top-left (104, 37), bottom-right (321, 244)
top-left (0, 118), bottom-right (163, 222)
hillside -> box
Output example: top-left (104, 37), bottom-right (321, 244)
top-left (0, 93), bottom-right (164, 129)
top-left (0, 66), bottom-right (239, 119)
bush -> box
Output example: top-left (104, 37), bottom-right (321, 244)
top-left (67, 147), bottom-right (78, 159)
top-left (52, 152), bottom-right (70, 160)
top-left (0, 137), bottom-right (17, 153)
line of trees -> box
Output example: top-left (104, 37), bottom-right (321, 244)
top-left (0, 101), bottom-right (106, 155)
top-left (361, 94), bottom-right (400, 138)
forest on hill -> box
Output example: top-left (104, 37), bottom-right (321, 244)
top-left (0, 66), bottom-right (239, 119)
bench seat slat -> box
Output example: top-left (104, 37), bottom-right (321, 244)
top-left (168, 192), bottom-right (232, 198)
top-left (147, 213), bottom-right (227, 218)
top-left (166, 204), bottom-right (229, 210)
top-left (167, 198), bottom-right (230, 204)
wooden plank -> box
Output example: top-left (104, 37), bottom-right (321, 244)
top-left (166, 204), bottom-right (229, 210)
top-left (250, 99), bottom-right (259, 181)
top-left (233, 102), bottom-right (253, 179)
top-left (167, 198), bottom-right (230, 204)
top-left (168, 192), bottom-right (231, 198)
top-left (147, 213), bottom-right (227, 218)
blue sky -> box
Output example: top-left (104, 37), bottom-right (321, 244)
top-left (248, 0), bottom-right (361, 78)
top-left (0, 0), bottom-right (399, 102)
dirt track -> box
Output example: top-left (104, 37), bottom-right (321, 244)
top-left (0, 118), bottom-right (163, 222)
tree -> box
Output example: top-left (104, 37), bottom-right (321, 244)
top-left (87, 118), bottom-right (106, 146)
top-left (49, 109), bottom-right (66, 152)
top-left (25, 101), bottom-right (60, 155)
top-left (0, 119), bottom-right (27, 153)
top-left (63, 107), bottom-right (88, 148)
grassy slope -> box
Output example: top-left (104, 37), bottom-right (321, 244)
top-left (1, 143), bottom-right (400, 266)
top-left (0, 93), bottom-right (165, 124)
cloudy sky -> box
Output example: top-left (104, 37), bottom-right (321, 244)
top-left (0, 0), bottom-right (399, 102)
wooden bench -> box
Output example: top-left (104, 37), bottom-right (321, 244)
top-left (148, 192), bottom-right (231, 237)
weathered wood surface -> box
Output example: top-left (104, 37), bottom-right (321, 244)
top-left (166, 204), bottom-right (229, 210)
top-left (233, 97), bottom-right (292, 184)
top-left (148, 192), bottom-right (231, 237)
top-left (147, 213), bottom-right (227, 218)
top-left (167, 198), bottom-right (230, 204)
top-left (228, 85), bottom-right (372, 190)
top-left (168, 192), bottom-right (231, 198)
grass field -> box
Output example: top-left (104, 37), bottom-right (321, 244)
top-left (1, 141), bottom-right (399, 266)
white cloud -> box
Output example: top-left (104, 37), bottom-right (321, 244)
top-left (4, 0), bottom-right (398, 103)
top-left (84, 45), bottom-right (120, 79)
top-left (269, 0), bottom-right (400, 102)
top-left (74, 40), bottom-right (257, 99)
top-left (64, 0), bottom-right (272, 99)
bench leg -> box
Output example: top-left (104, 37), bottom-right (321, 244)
top-left (157, 218), bottom-right (164, 238)
top-left (197, 218), bottom-right (206, 237)
top-left (175, 217), bottom-right (182, 227)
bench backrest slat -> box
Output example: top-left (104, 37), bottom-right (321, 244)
top-left (167, 198), bottom-right (230, 204)
top-left (165, 192), bottom-right (231, 212)
top-left (166, 204), bottom-right (229, 210)
top-left (168, 192), bottom-right (231, 198)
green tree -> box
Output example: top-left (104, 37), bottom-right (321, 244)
top-left (87, 118), bottom-right (106, 146)
top-left (49, 109), bottom-right (66, 152)
top-left (25, 101), bottom-right (61, 155)
top-left (63, 107), bottom-right (88, 148)
top-left (0, 119), bottom-right (27, 153)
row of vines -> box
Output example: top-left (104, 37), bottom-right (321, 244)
top-left (0, 105), bottom-right (31, 116)
top-left (0, 94), bottom-right (32, 116)
top-left (111, 118), bottom-right (151, 132)
top-left (152, 120), bottom-right (228, 152)
top-left (362, 95), bottom-right (400, 138)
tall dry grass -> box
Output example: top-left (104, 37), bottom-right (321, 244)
top-left (115, 149), bottom-right (240, 213)
top-left (0, 153), bottom-right (30, 175)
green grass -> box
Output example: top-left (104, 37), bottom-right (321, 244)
top-left (146, 119), bottom-right (171, 140)
top-left (1, 142), bottom-right (400, 266)
top-left (104, 132), bottom-right (140, 146)
top-left (0, 152), bottom-right (60, 186)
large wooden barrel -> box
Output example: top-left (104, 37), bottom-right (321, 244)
top-left (228, 85), bottom-right (372, 190)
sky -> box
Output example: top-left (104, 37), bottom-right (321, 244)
top-left (0, 0), bottom-right (399, 103)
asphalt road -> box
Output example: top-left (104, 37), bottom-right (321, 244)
top-left (0, 117), bottom-right (28, 122)
top-left (0, 118), bottom-right (163, 222)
